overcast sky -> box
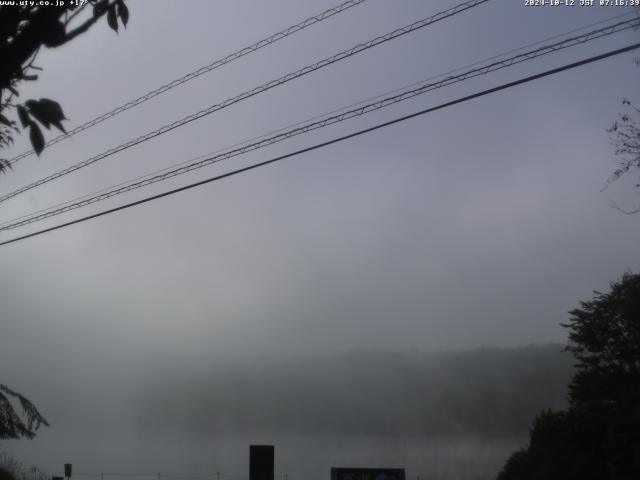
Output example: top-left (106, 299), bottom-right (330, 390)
top-left (1, 0), bottom-right (639, 475)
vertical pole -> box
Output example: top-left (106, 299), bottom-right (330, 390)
top-left (216, 472), bottom-right (220, 480)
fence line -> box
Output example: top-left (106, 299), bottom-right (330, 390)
top-left (37, 471), bottom-right (270, 480)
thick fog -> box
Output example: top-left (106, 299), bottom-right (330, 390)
top-left (1, 0), bottom-right (639, 479)
top-left (5, 346), bottom-right (572, 479)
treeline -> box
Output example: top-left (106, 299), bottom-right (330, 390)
top-left (134, 344), bottom-right (573, 437)
top-left (497, 273), bottom-right (640, 480)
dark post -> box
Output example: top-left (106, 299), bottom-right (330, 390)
top-left (64, 465), bottom-right (72, 480)
top-left (249, 445), bottom-right (274, 480)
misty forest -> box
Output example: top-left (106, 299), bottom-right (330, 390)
top-left (1, 1), bottom-right (639, 480)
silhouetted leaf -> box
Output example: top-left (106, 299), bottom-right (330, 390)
top-left (107, 4), bottom-right (118, 32)
top-left (93, 0), bottom-right (108, 16)
top-left (38, 98), bottom-right (66, 121)
top-left (27, 98), bottom-right (67, 133)
top-left (51, 119), bottom-right (66, 133)
top-left (41, 19), bottom-right (66, 47)
top-left (0, 114), bottom-right (14, 128)
top-left (0, 159), bottom-right (12, 174)
top-left (16, 105), bottom-right (30, 128)
top-left (116, 0), bottom-right (129, 27)
top-left (26, 99), bottom-right (51, 129)
top-left (29, 123), bottom-right (45, 156)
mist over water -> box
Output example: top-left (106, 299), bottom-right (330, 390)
top-left (3, 346), bottom-right (570, 480)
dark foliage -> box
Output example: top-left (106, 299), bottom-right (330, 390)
top-left (497, 272), bottom-right (640, 480)
top-left (0, 0), bottom-right (128, 169)
top-left (0, 384), bottom-right (49, 440)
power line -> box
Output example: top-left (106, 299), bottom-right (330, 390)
top-left (2, 10), bottom-right (634, 230)
top-left (1, 18), bottom-right (635, 230)
top-left (0, 0), bottom-right (491, 205)
top-left (1, 41), bottom-right (638, 248)
top-left (1, 17), bottom-right (637, 232)
top-left (6, 0), bottom-right (369, 166)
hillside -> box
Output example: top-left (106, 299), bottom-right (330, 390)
top-left (134, 344), bottom-right (573, 437)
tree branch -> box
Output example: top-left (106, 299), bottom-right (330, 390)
top-left (64, 1), bottom-right (114, 43)
top-left (64, 3), bottom-right (89, 27)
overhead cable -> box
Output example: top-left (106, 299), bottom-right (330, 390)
top-left (1, 17), bottom-right (637, 232)
top-left (1, 41), bottom-right (638, 248)
top-left (0, 0), bottom-right (491, 205)
top-left (3, 9), bottom-right (633, 230)
top-left (7, 0), bottom-right (369, 165)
